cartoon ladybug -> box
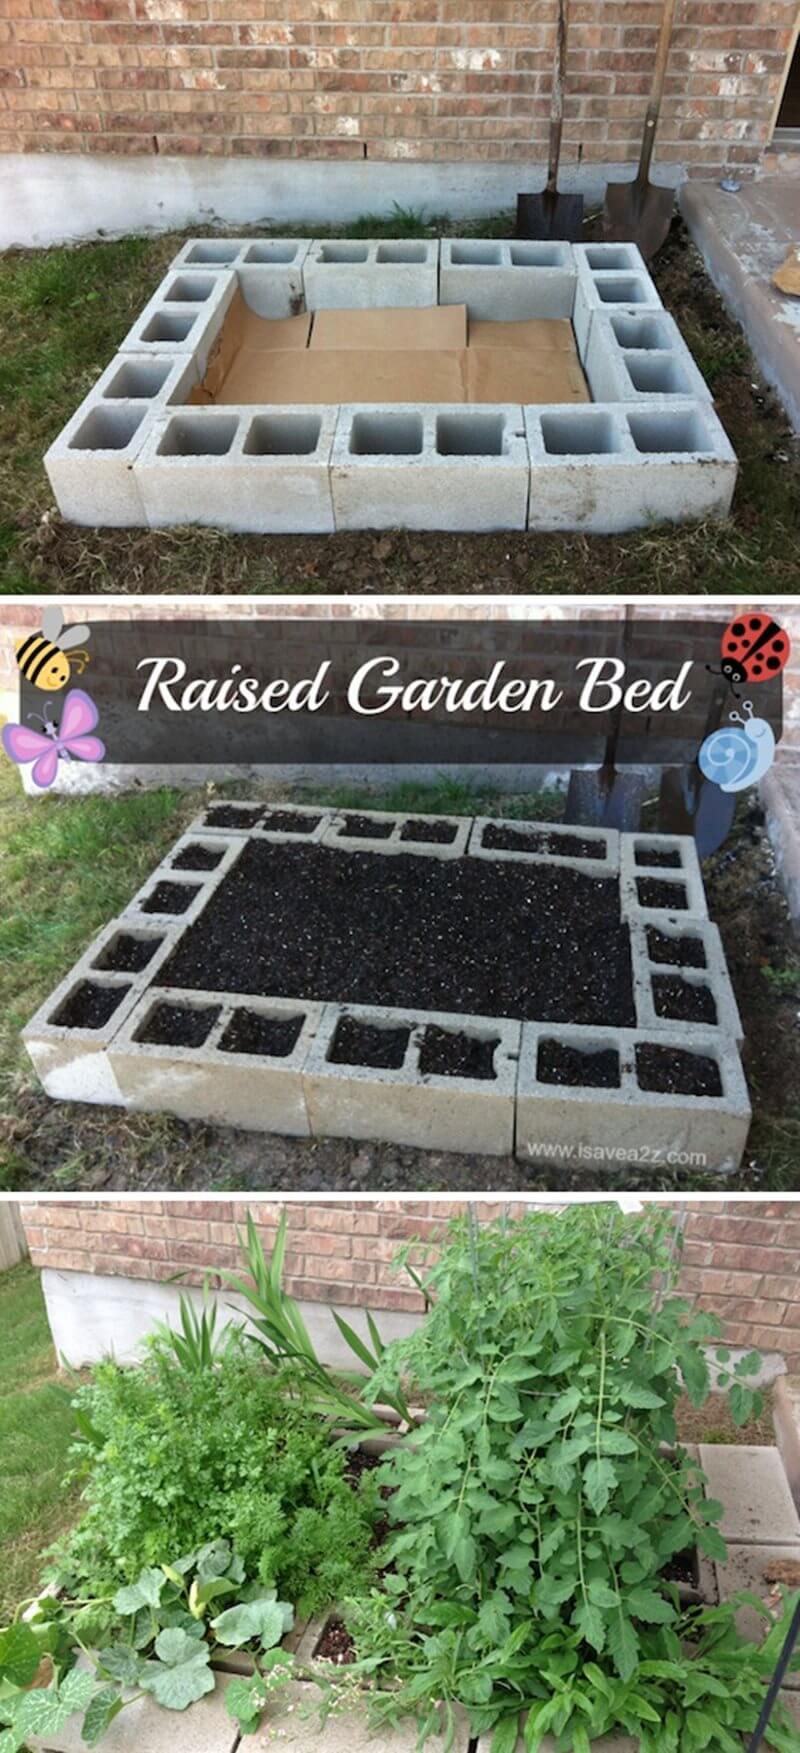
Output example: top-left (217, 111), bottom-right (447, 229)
top-left (708, 614), bottom-right (791, 696)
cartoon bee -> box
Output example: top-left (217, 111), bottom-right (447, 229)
top-left (15, 607), bottom-right (92, 693)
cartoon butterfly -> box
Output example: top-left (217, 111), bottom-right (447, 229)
top-left (707, 614), bottom-right (791, 697)
top-left (2, 688), bottom-right (106, 791)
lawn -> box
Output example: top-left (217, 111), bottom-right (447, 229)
top-left (0, 211), bottom-right (798, 595)
top-left (0, 1259), bottom-right (80, 1622)
top-left (1, 757), bottom-right (799, 1193)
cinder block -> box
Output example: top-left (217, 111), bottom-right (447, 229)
top-left (22, 969), bottom-right (143, 1104)
top-left (572, 242), bottom-right (663, 359)
top-left (468, 817), bottom-right (619, 877)
top-left (304, 1002), bottom-right (521, 1156)
top-left (121, 836), bottom-right (243, 927)
top-left (331, 404), bottom-right (529, 532)
top-left (321, 809), bottom-right (471, 859)
top-left (620, 832), bottom-right (708, 923)
top-left (303, 238), bottom-right (439, 309)
top-left (28, 1662), bottom-right (239, 1753)
top-left (585, 307), bottom-right (713, 404)
top-left (188, 802), bottom-right (337, 841)
top-left (629, 916), bottom-right (743, 1044)
top-left (44, 396), bottom-right (152, 527)
top-left (251, 1681), bottom-right (469, 1753)
top-left (440, 238), bottom-right (576, 320)
top-left (133, 406), bottom-right (338, 533)
top-left (525, 400), bottom-right (737, 533)
top-left (108, 991), bottom-right (323, 1135)
top-left (715, 1541), bottom-right (800, 1645)
top-left (699, 1444), bottom-right (800, 1546)
top-left (774, 1376), bottom-right (800, 1513)
top-left (171, 237), bottom-right (310, 317)
top-left (515, 1022), bottom-right (751, 1175)
top-left (119, 268), bottom-right (236, 374)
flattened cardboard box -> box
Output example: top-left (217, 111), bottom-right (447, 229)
top-left (310, 305), bottom-right (468, 351)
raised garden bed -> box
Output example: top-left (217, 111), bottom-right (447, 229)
top-left (22, 805), bottom-right (749, 1170)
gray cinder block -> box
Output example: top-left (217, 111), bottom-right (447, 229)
top-left (170, 237), bottom-right (310, 317)
top-left (585, 307), bottom-right (714, 404)
top-left (303, 238), bottom-right (439, 310)
top-left (468, 817), bottom-right (619, 878)
top-left (620, 832), bottom-right (708, 923)
top-left (440, 238), bottom-right (576, 320)
top-left (331, 404), bottom-right (529, 531)
top-left (572, 242), bottom-right (663, 359)
top-left (119, 268), bottom-right (237, 374)
top-left (629, 916), bottom-right (743, 1045)
top-left (321, 809), bottom-right (471, 859)
top-left (133, 406), bottom-right (338, 534)
top-left (525, 399), bottom-right (737, 532)
top-left (44, 397), bottom-right (152, 527)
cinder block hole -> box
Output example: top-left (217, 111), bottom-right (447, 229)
top-left (244, 243), bottom-right (298, 263)
top-left (636, 876), bottom-right (688, 909)
top-left (141, 880), bottom-right (202, 914)
top-left (645, 926), bottom-right (707, 969)
top-left (628, 409), bottom-right (712, 455)
top-left (243, 413), bottom-right (322, 456)
top-left (204, 804), bottom-right (263, 828)
top-left (140, 311), bottom-right (196, 343)
top-left (537, 1038), bottom-right (621, 1089)
top-left (540, 410), bottom-right (622, 456)
top-left (635, 1042), bottom-right (723, 1098)
top-left (349, 412), bottom-right (423, 456)
top-left (653, 974), bottom-right (718, 1026)
top-left (342, 813), bottom-right (395, 839)
top-left (172, 842), bottom-right (225, 870)
top-left (92, 932), bottom-right (164, 974)
top-left (418, 1024), bottom-right (499, 1080)
top-left (50, 979), bottom-right (131, 1030)
top-left (103, 361), bottom-right (171, 400)
top-left (328, 1014), bottom-right (411, 1069)
top-left (610, 313), bottom-right (670, 350)
top-left (585, 245), bottom-right (634, 270)
top-left (220, 1008), bottom-right (304, 1057)
top-left (625, 354), bottom-right (691, 395)
top-left (318, 243), bottom-right (369, 263)
top-left (158, 416), bottom-right (238, 457)
top-left (375, 242), bottom-right (427, 262)
top-left (595, 276), bottom-right (649, 305)
top-left (436, 413), bottom-right (506, 457)
top-left (68, 406), bottom-right (145, 452)
top-left (186, 242), bottom-right (239, 263)
top-left (634, 844), bottom-right (681, 868)
top-left (450, 242), bottom-right (502, 265)
top-left (400, 818), bottom-right (458, 844)
top-left (136, 1000), bottom-right (221, 1049)
top-left (510, 243), bottom-right (563, 267)
top-left (164, 275), bottom-right (215, 304)
top-left (262, 809), bottom-right (322, 832)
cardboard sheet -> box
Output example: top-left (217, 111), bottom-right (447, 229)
top-left (469, 317), bottom-right (578, 353)
top-left (309, 305), bottom-right (467, 351)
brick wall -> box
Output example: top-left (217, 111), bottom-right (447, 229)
top-left (1, 2), bottom-right (797, 180)
top-left (19, 1198), bottom-right (800, 1365)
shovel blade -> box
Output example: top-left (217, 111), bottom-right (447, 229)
top-left (603, 178), bottom-right (675, 259)
top-left (517, 189), bottom-right (585, 243)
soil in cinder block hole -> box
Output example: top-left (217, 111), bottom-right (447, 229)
top-left (537, 1039), bottom-right (621, 1089)
top-left (172, 844), bottom-right (224, 871)
top-left (483, 823), bottom-right (602, 859)
top-left (646, 927), bottom-right (707, 969)
top-left (661, 1548), bottom-right (697, 1586)
top-left (53, 980), bottom-right (131, 1030)
top-left (96, 933), bottom-right (163, 974)
top-left (204, 805), bottom-right (263, 829)
top-left (137, 1001), bottom-right (221, 1048)
top-left (314, 1618), bottom-right (356, 1665)
top-left (141, 881), bottom-right (200, 915)
top-left (343, 814), bottom-right (394, 839)
top-left (419, 1025), bottom-right (499, 1080)
top-left (219, 1008), bottom-right (304, 1057)
top-left (636, 877), bottom-right (688, 910)
top-left (635, 1043), bottom-right (722, 1098)
top-left (329, 1015), bottom-right (411, 1069)
top-left (399, 819), bottom-right (458, 844)
top-left (635, 847), bottom-right (682, 869)
top-left (653, 975), bottom-right (717, 1026)
top-left (262, 811), bottom-right (322, 834)
top-left (157, 842), bottom-right (636, 1026)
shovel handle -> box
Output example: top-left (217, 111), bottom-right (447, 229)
top-left (636, 0), bottom-right (679, 188)
top-left (546, 0), bottom-right (568, 194)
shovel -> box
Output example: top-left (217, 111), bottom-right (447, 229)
top-left (564, 610), bottom-right (645, 830)
top-left (603, 0), bottom-right (678, 257)
top-left (516, 0), bottom-right (584, 242)
top-left (657, 681), bottom-right (736, 856)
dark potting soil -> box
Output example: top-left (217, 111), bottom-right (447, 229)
top-left (635, 847), bottom-right (682, 869)
top-left (635, 1043), bottom-right (723, 1099)
top-left (262, 810), bottom-right (322, 834)
top-left (343, 1447), bottom-right (385, 1486)
top-left (418, 1025), bottom-right (499, 1080)
top-left (537, 1039), bottom-right (621, 1089)
top-left (96, 933), bottom-right (163, 974)
top-left (653, 976), bottom-right (717, 1026)
top-left (329, 1015), bottom-right (410, 1069)
top-left (53, 980), bottom-right (131, 1030)
top-left (646, 927), bottom-right (707, 969)
top-left (219, 1009), bottom-right (304, 1057)
top-left (661, 1548), bottom-right (697, 1586)
top-left (172, 844), bottom-right (224, 871)
top-left (142, 881), bottom-right (200, 915)
top-left (483, 823), bottom-right (601, 859)
top-left (636, 877), bottom-right (688, 910)
top-left (314, 1618), bottom-right (356, 1664)
top-left (204, 805), bottom-right (263, 829)
top-left (137, 1000), bottom-right (221, 1048)
top-left (399, 819), bottom-right (458, 844)
top-left (344, 814), bottom-right (394, 839)
top-left (157, 842), bottom-right (636, 1026)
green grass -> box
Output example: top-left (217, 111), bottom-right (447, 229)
top-left (0, 1260), bottom-right (80, 1621)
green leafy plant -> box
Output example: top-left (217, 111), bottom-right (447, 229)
top-left (149, 1292), bottom-right (243, 1375)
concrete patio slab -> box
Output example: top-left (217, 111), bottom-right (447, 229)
top-left (761, 762), bottom-right (800, 927)
top-left (699, 1443), bottom-right (800, 1545)
top-left (29, 1669), bottom-right (239, 1753)
top-left (252, 1682), bottom-right (469, 1753)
